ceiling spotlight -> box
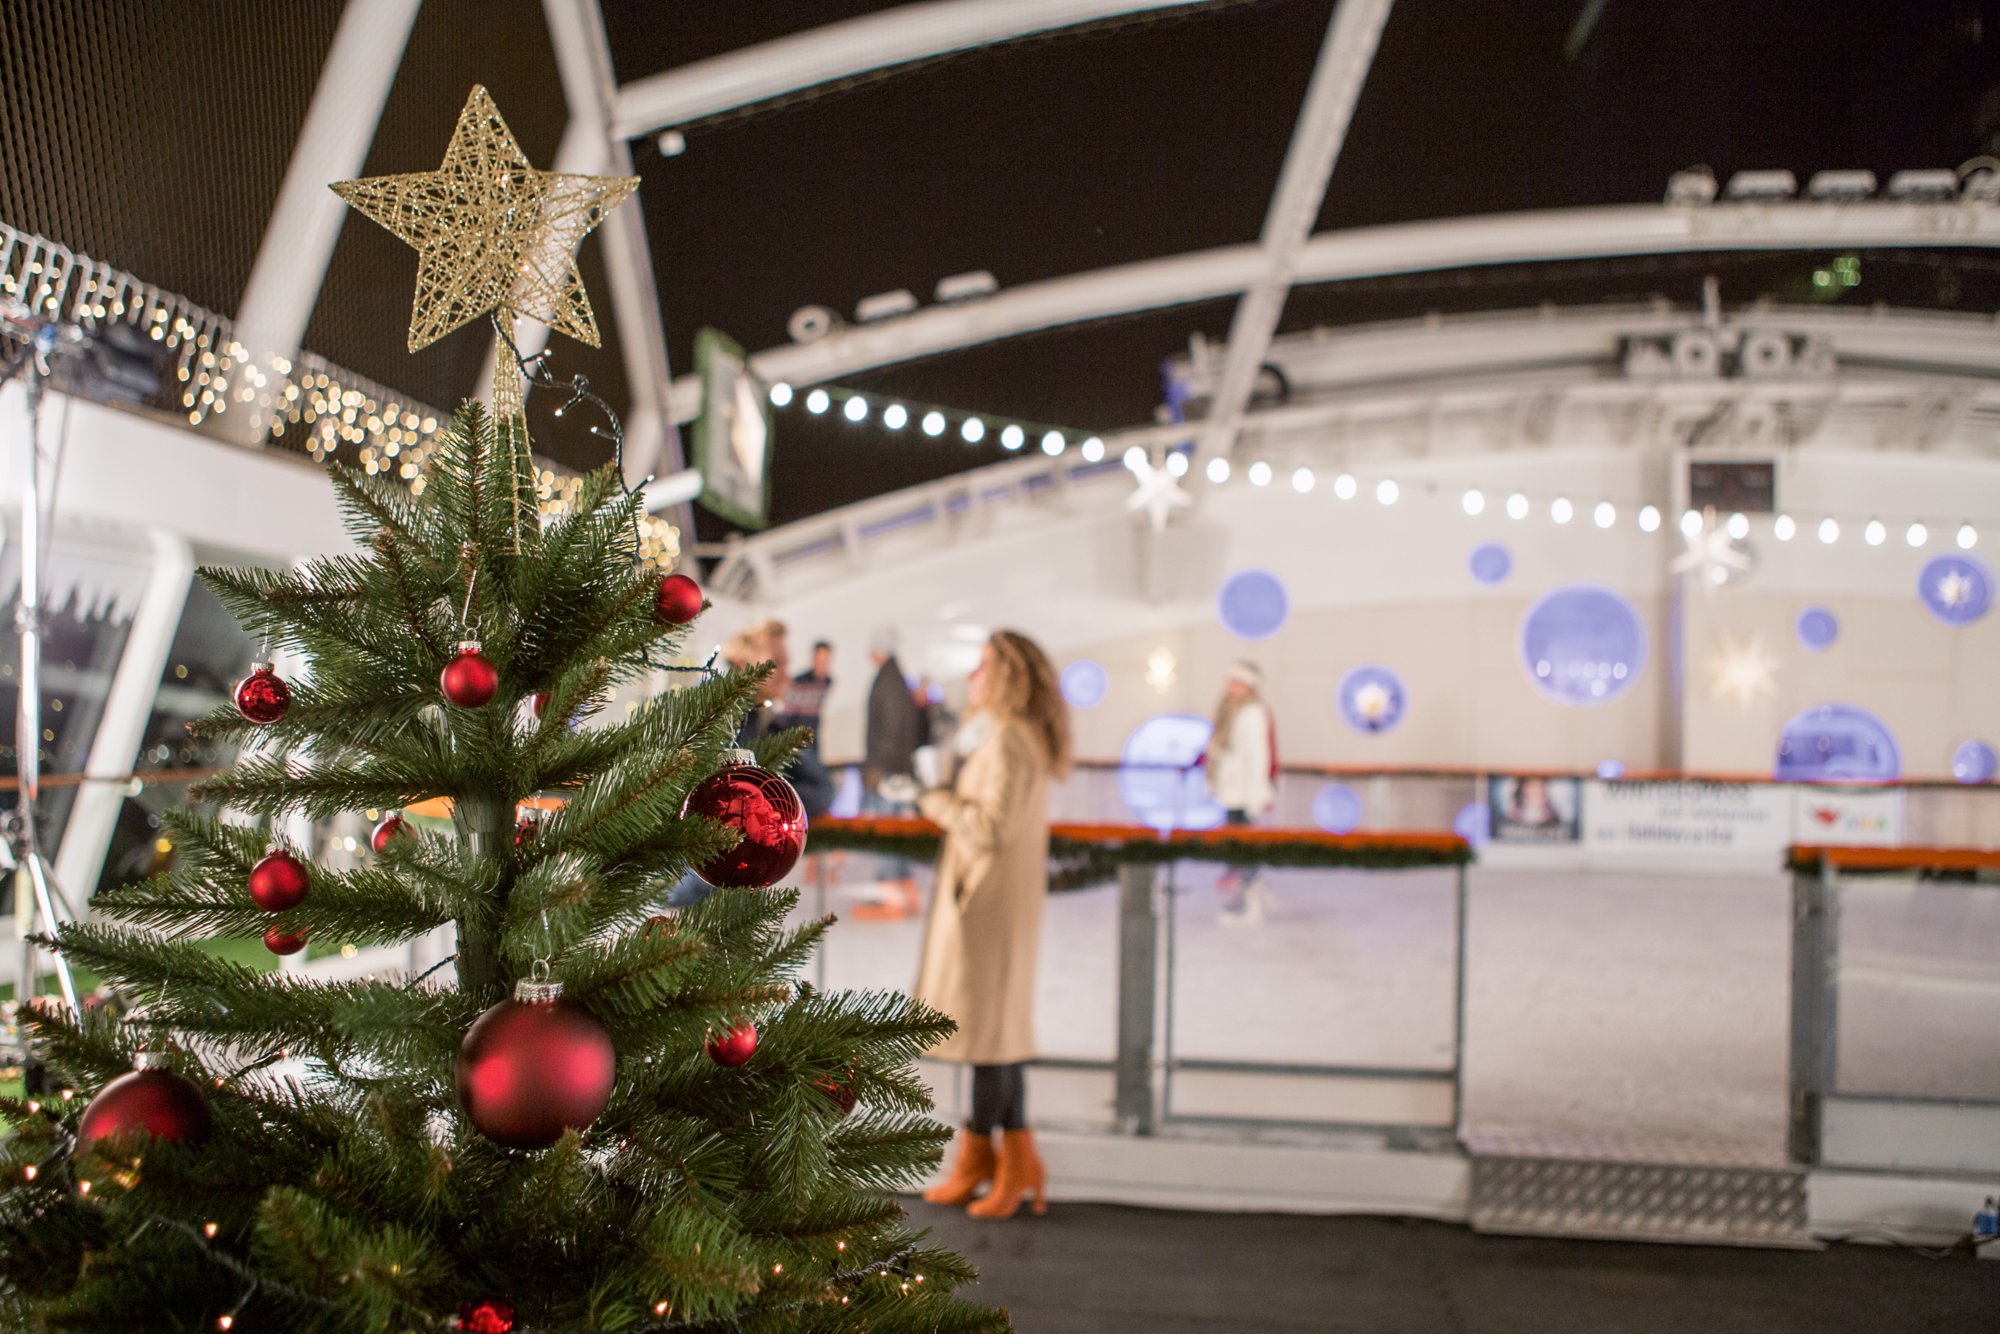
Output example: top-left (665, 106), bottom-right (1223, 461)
top-left (1207, 457), bottom-right (1230, 484)
top-left (1292, 468), bottom-right (1314, 494)
top-left (1680, 508), bottom-right (1703, 537)
top-left (1506, 492), bottom-right (1528, 520)
top-left (768, 382), bottom-right (793, 407)
top-left (1124, 446), bottom-right (1147, 472)
top-left (1726, 512), bottom-right (1749, 540)
top-left (1818, 516), bottom-right (1839, 544)
top-left (1166, 450), bottom-right (1189, 477)
top-left (1594, 501), bottom-right (1615, 529)
top-left (1906, 522), bottom-right (1927, 547)
top-left (1551, 497), bottom-right (1573, 524)
top-left (1958, 522), bottom-right (1978, 549)
top-left (1863, 518), bottom-right (1885, 546)
top-left (805, 388), bottom-right (830, 415)
top-left (1376, 478), bottom-right (1399, 505)
top-left (959, 417), bottom-right (985, 442)
top-left (1081, 436), bottom-right (1106, 463)
top-left (883, 403), bottom-right (908, 430)
top-left (842, 395), bottom-right (868, 423)
top-left (921, 411), bottom-right (946, 437)
top-left (1248, 461), bottom-right (1273, 487)
top-left (1639, 505), bottom-right (1662, 533)
top-left (999, 423), bottom-right (1024, 450)
top-left (1773, 513), bottom-right (1795, 541)
top-left (1462, 489), bottom-right (1485, 516)
top-left (1334, 472), bottom-right (1357, 500)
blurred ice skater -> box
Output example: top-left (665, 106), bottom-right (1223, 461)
top-left (1205, 661), bottom-right (1278, 924)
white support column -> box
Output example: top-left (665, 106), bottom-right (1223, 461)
top-left (1192, 0), bottom-right (1392, 474)
top-left (231, 0), bottom-right (421, 428)
top-left (52, 530), bottom-right (194, 903)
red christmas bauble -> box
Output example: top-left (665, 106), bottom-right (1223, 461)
top-left (655, 573), bottom-right (703, 625)
top-left (440, 641), bottom-right (499, 708)
top-left (370, 814), bottom-right (411, 854)
top-left (457, 1300), bottom-right (515, 1333)
top-left (76, 1057), bottom-right (213, 1151)
top-left (248, 850), bottom-right (309, 911)
top-left (263, 925), bottom-right (308, 956)
top-left (232, 662), bottom-right (291, 724)
top-left (532, 691), bottom-right (549, 718)
top-left (455, 978), bottom-right (615, 1150)
top-left (812, 1076), bottom-right (857, 1117)
top-left (683, 752), bottom-right (808, 889)
top-left (513, 815), bottom-right (540, 849)
top-left (705, 1021), bottom-right (758, 1067)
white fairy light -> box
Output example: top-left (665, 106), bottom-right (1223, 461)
top-left (1040, 430), bottom-right (1065, 455)
top-left (921, 411), bottom-right (946, 437)
top-left (959, 416), bottom-right (984, 442)
top-left (1166, 450), bottom-right (1189, 476)
top-left (882, 403), bottom-right (909, 430)
top-left (1376, 478), bottom-right (1399, 505)
top-left (1639, 505), bottom-right (1661, 533)
top-left (804, 388), bottom-right (830, 415)
top-left (1248, 461), bottom-right (1273, 487)
top-left (1080, 436), bottom-right (1105, 463)
top-left (768, 382), bottom-right (793, 407)
top-left (1818, 517), bottom-right (1839, 544)
top-left (842, 395), bottom-right (868, 422)
top-left (1726, 512), bottom-right (1749, 540)
top-left (1593, 501), bottom-right (1615, 529)
top-left (1958, 522), bottom-right (1978, 550)
top-left (1333, 472), bottom-right (1357, 500)
top-left (1680, 509), bottom-right (1703, 538)
top-left (1551, 497), bottom-right (1573, 524)
top-left (1206, 457), bottom-right (1230, 483)
top-left (1462, 489), bottom-right (1485, 516)
top-left (1906, 522), bottom-right (1927, 547)
top-left (1292, 467), bottom-right (1314, 494)
top-left (1863, 518), bottom-right (1885, 546)
top-left (999, 423), bottom-right (1023, 450)
top-left (1506, 492), bottom-right (1528, 520)
top-left (1773, 513), bottom-right (1795, 541)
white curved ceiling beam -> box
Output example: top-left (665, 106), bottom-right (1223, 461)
top-left (611, 0), bottom-right (1214, 138)
top-left (670, 200), bottom-right (2000, 422)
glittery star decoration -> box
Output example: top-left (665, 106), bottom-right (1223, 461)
top-left (330, 85), bottom-right (637, 419)
top-left (1123, 448), bottom-right (1193, 532)
top-left (1669, 510), bottom-right (1756, 591)
top-left (1704, 632), bottom-right (1780, 708)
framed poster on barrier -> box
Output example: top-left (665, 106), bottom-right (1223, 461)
top-left (1488, 775), bottom-right (1583, 843)
top-left (692, 327), bottom-right (774, 529)
top-left (1583, 780), bottom-right (1791, 854)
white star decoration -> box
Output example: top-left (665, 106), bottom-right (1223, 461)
top-left (1936, 570), bottom-right (1975, 607)
top-left (1704, 632), bottom-right (1780, 708)
top-left (1669, 512), bottom-right (1755, 590)
top-left (1123, 449), bottom-right (1193, 532)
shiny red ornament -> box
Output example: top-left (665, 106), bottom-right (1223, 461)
top-left (76, 1053), bottom-right (213, 1151)
top-left (705, 1021), bottom-right (758, 1068)
top-left (370, 814), bottom-right (411, 854)
top-left (232, 662), bottom-right (291, 724)
top-left (655, 572), bottom-right (703, 625)
top-left (532, 691), bottom-right (549, 718)
top-left (440, 640), bottom-right (499, 708)
top-left (682, 750), bottom-right (808, 889)
top-left (263, 925), bottom-right (308, 956)
top-left (457, 1299), bottom-right (516, 1333)
top-left (812, 1076), bottom-right (857, 1117)
top-left (455, 973), bottom-right (615, 1150)
top-left (248, 849), bottom-right (309, 911)
top-left (513, 815), bottom-right (540, 849)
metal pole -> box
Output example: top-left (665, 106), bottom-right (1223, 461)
top-left (1160, 853), bottom-right (1179, 1123)
top-left (1451, 861), bottom-right (1469, 1145)
top-left (1113, 860), bottom-right (1158, 1135)
top-left (1787, 859), bottom-right (1837, 1165)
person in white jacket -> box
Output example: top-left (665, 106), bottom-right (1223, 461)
top-left (1204, 661), bottom-right (1277, 923)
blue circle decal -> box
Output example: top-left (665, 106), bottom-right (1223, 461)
top-left (1312, 783), bottom-right (1363, 834)
top-left (1918, 554), bottom-right (1992, 627)
top-left (1596, 759), bottom-right (1625, 780)
top-left (1453, 801), bottom-right (1490, 847)
top-left (1520, 585), bottom-right (1647, 706)
top-left (1469, 542), bottom-right (1512, 586)
top-left (1060, 659), bottom-right (1109, 709)
top-left (1952, 740), bottom-right (1996, 785)
top-left (1775, 703), bottom-right (1902, 782)
top-left (1117, 713), bottom-right (1224, 830)
top-left (1337, 665), bottom-right (1407, 734)
top-left (1795, 606), bottom-right (1839, 652)
top-left (1218, 569), bottom-right (1290, 641)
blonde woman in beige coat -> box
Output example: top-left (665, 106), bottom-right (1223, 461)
top-left (914, 630), bottom-right (1070, 1220)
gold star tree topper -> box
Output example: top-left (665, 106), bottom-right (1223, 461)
top-left (331, 85), bottom-right (637, 416)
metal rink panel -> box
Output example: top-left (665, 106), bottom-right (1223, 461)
top-left (1468, 1152), bottom-right (1813, 1248)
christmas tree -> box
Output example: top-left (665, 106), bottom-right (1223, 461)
top-left (0, 87), bottom-right (1006, 1334)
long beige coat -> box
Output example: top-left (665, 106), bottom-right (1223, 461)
top-left (913, 718), bottom-right (1051, 1064)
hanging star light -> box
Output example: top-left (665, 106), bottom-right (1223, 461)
top-left (1669, 509), bottom-right (1756, 590)
top-left (1704, 632), bottom-right (1780, 708)
top-left (330, 85), bottom-right (638, 419)
top-left (1123, 448), bottom-right (1193, 532)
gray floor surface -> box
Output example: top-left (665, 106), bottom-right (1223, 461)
top-left (913, 1200), bottom-right (2000, 1333)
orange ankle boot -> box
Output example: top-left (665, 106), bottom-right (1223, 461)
top-left (965, 1128), bottom-right (1047, 1220)
top-left (922, 1129), bottom-right (996, 1206)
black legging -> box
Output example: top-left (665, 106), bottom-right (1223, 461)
top-left (969, 1063), bottom-right (1026, 1135)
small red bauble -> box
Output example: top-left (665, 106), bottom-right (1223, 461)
top-left (655, 572), bottom-right (703, 625)
top-left (263, 925), bottom-right (308, 956)
top-left (248, 849), bottom-right (309, 912)
top-left (455, 972), bottom-right (615, 1150)
top-left (440, 640), bottom-right (499, 708)
top-left (812, 1076), bottom-right (856, 1117)
top-left (682, 750), bottom-right (808, 889)
top-left (513, 814), bottom-right (540, 849)
top-left (532, 691), bottom-right (549, 718)
top-left (76, 1053), bottom-right (213, 1151)
top-left (705, 1021), bottom-right (758, 1068)
top-left (370, 814), bottom-right (410, 854)
top-left (457, 1300), bottom-right (516, 1333)
top-left (232, 662), bottom-right (291, 724)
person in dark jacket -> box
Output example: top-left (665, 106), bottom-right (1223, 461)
top-left (859, 627), bottom-right (924, 918)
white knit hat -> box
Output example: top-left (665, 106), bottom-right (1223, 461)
top-left (1228, 660), bottom-right (1262, 689)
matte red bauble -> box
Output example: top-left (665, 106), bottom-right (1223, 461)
top-left (440, 640), bottom-right (499, 708)
top-left (248, 850), bottom-right (309, 911)
top-left (705, 1021), bottom-right (758, 1067)
top-left (682, 750), bottom-right (808, 889)
top-left (455, 974), bottom-right (615, 1150)
top-left (263, 925), bottom-right (308, 956)
top-left (457, 1300), bottom-right (516, 1333)
top-left (654, 572), bottom-right (702, 625)
top-left (513, 814), bottom-right (540, 849)
top-left (232, 662), bottom-right (291, 724)
top-left (370, 814), bottom-right (410, 854)
top-left (76, 1054), bottom-right (213, 1151)
top-left (812, 1076), bottom-right (857, 1117)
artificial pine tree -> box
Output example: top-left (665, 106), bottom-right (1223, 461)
top-left (0, 84), bottom-right (1007, 1334)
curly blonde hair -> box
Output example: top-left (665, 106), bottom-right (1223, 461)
top-left (981, 629), bottom-right (1072, 778)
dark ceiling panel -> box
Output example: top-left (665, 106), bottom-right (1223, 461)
top-left (600, 0), bottom-right (913, 85)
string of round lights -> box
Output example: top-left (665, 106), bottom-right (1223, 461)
top-left (766, 379), bottom-right (1106, 464)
